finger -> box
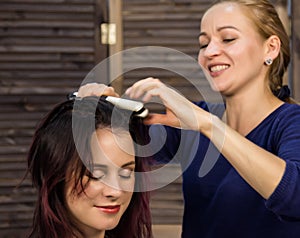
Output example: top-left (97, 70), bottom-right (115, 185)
top-left (142, 86), bottom-right (164, 102)
top-left (143, 114), bottom-right (168, 125)
top-left (126, 77), bottom-right (161, 99)
top-left (125, 79), bottom-right (148, 98)
top-left (143, 113), bottom-right (181, 128)
top-left (78, 84), bottom-right (119, 98)
top-left (136, 80), bottom-right (163, 99)
top-left (103, 86), bottom-right (119, 97)
top-left (78, 83), bottom-right (106, 97)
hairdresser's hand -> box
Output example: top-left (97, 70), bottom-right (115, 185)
top-left (126, 78), bottom-right (210, 131)
top-left (78, 83), bottom-right (119, 98)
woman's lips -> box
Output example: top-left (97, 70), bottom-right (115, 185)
top-left (96, 205), bottom-right (121, 214)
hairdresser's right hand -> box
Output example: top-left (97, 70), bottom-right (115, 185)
top-left (126, 77), bottom-right (210, 131)
top-left (78, 83), bottom-right (119, 98)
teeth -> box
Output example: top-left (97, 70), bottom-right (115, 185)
top-left (210, 65), bottom-right (229, 72)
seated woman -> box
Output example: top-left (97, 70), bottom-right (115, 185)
top-left (26, 96), bottom-right (153, 238)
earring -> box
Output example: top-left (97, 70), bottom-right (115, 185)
top-left (265, 58), bottom-right (273, 66)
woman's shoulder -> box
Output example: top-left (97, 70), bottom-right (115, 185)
top-left (272, 103), bottom-right (300, 130)
top-left (277, 102), bottom-right (300, 117)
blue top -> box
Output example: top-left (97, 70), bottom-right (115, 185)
top-left (150, 102), bottom-right (300, 238)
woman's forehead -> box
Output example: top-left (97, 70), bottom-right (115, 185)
top-left (202, 3), bottom-right (246, 26)
top-left (90, 129), bottom-right (135, 167)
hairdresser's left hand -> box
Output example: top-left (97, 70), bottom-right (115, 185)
top-left (126, 77), bottom-right (210, 131)
top-left (78, 83), bottom-right (119, 98)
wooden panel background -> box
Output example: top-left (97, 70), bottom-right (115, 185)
top-left (122, 0), bottom-right (213, 225)
top-left (122, 0), bottom-right (214, 104)
top-left (292, 0), bottom-right (300, 101)
top-left (0, 0), bottom-right (102, 236)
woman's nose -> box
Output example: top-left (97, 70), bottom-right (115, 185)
top-left (101, 178), bottom-right (123, 199)
top-left (101, 174), bottom-right (134, 198)
top-left (204, 41), bottom-right (222, 58)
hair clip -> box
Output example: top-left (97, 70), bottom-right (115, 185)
top-left (67, 92), bottom-right (79, 100)
top-left (67, 92), bottom-right (148, 118)
top-left (103, 96), bottom-right (149, 118)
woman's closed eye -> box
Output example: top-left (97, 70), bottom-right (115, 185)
top-left (223, 38), bottom-right (236, 43)
top-left (200, 44), bottom-right (208, 49)
top-left (199, 39), bottom-right (208, 49)
top-left (86, 168), bottom-right (134, 180)
top-left (119, 168), bottom-right (134, 179)
top-left (87, 169), bottom-right (106, 180)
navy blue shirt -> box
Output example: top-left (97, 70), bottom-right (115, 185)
top-left (151, 102), bottom-right (300, 238)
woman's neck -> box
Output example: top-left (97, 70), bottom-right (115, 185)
top-left (224, 91), bottom-right (283, 136)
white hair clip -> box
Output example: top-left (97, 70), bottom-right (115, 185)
top-left (67, 92), bottom-right (149, 118)
top-left (104, 96), bottom-right (149, 118)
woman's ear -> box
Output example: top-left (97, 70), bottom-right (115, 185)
top-left (264, 35), bottom-right (281, 60)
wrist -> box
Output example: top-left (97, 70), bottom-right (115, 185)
top-left (199, 113), bottom-right (222, 137)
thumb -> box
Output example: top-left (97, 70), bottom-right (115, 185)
top-left (143, 113), bottom-right (180, 128)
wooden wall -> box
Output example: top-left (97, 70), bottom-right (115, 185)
top-left (0, 0), bottom-right (101, 236)
top-left (122, 0), bottom-right (213, 225)
top-left (122, 0), bottom-right (214, 103)
top-left (292, 0), bottom-right (300, 101)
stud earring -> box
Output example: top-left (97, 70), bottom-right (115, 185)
top-left (265, 58), bottom-right (273, 66)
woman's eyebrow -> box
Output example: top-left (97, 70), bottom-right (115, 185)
top-left (92, 161), bottom-right (135, 169)
top-left (121, 161), bottom-right (135, 168)
top-left (217, 25), bottom-right (240, 32)
top-left (93, 164), bottom-right (107, 170)
top-left (198, 32), bottom-right (207, 38)
top-left (199, 25), bottom-right (240, 38)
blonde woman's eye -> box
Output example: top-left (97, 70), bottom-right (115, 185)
top-left (223, 38), bottom-right (235, 43)
top-left (199, 42), bottom-right (208, 49)
top-left (119, 169), bottom-right (133, 179)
